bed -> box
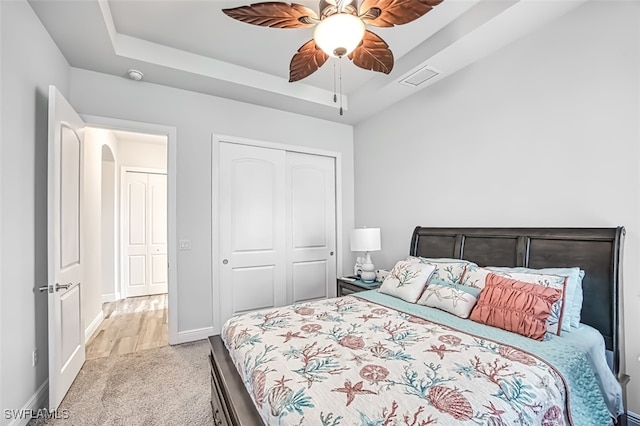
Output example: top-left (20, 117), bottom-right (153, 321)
top-left (208, 227), bottom-right (630, 425)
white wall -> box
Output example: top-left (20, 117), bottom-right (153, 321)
top-left (0, 0), bottom-right (4, 418)
top-left (83, 128), bottom-right (118, 340)
top-left (0, 0), bottom-right (71, 423)
top-left (117, 139), bottom-right (167, 170)
top-left (69, 68), bottom-right (355, 337)
top-left (101, 151), bottom-right (117, 301)
top-left (354, 0), bottom-right (640, 414)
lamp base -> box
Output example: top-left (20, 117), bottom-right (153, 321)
top-left (360, 270), bottom-right (376, 283)
top-left (361, 252), bottom-right (376, 283)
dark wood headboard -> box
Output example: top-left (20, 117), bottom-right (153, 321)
top-left (409, 226), bottom-right (625, 376)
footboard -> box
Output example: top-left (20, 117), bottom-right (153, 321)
top-left (208, 335), bottom-right (264, 426)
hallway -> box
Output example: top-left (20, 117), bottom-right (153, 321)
top-left (86, 294), bottom-right (168, 359)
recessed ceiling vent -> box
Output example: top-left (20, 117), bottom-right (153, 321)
top-left (399, 66), bottom-right (440, 87)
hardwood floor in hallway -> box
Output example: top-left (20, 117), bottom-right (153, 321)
top-left (86, 294), bottom-right (168, 359)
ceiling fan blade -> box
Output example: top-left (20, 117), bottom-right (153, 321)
top-left (358, 0), bottom-right (443, 27)
top-left (222, 2), bottom-right (318, 28)
top-left (348, 30), bottom-right (393, 74)
top-left (289, 40), bottom-right (329, 82)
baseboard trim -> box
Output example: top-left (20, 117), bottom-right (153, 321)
top-left (173, 327), bottom-right (214, 345)
top-left (7, 379), bottom-right (48, 426)
top-left (101, 293), bottom-right (116, 303)
top-left (101, 292), bottom-right (121, 303)
top-left (84, 310), bottom-right (104, 343)
top-left (628, 411), bottom-right (640, 426)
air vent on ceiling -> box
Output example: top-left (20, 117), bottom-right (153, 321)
top-left (399, 66), bottom-right (440, 87)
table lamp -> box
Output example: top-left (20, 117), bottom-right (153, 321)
top-left (350, 227), bottom-right (381, 283)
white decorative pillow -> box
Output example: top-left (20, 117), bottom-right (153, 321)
top-left (405, 256), bottom-right (467, 286)
top-left (418, 283), bottom-right (481, 318)
top-left (379, 261), bottom-right (436, 303)
top-left (460, 263), bottom-right (492, 289)
top-left (487, 270), bottom-right (568, 336)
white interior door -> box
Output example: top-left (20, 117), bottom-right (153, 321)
top-left (148, 174), bottom-right (168, 295)
top-left (286, 152), bottom-right (336, 303)
top-left (218, 142), bottom-right (286, 322)
top-left (46, 85), bottom-right (85, 409)
top-left (123, 171), bottom-right (168, 297)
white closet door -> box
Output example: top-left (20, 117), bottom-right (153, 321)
top-left (286, 152), bottom-right (336, 303)
top-left (124, 171), bottom-right (167, 297)
top-left (219, 143), bottom-right (287, 322)
top-left (148, 173), bottom-right (168, 295)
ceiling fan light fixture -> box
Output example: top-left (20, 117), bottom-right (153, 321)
top-left (313, 13), bottom-right (365, 58)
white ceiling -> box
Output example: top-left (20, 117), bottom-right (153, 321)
top-left (28, 0), bottom-right (587, 124)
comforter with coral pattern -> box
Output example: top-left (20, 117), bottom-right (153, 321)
top-left (222, 292), bottom-right (612, 426)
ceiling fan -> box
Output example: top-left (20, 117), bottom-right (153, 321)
top-left (222, 0), bottom-right (443, 83)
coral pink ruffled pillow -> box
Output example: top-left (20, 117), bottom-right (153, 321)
top-left (469, 273), bottom-right (563, 341)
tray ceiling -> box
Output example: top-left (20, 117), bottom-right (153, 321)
top-left (28, 0), bottom-right (586, 124)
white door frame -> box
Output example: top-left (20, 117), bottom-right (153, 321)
top-left (211, 134), bottom-right (344, 334)
top-left (81, 115), bottom-right (178, 345)
top-left (120, 167), bottom-right (167, 299)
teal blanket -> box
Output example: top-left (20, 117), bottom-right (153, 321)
top-left (356, 290), bottom-right (613, 426)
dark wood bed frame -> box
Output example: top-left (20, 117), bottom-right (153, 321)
top-left (208, 227), bottom-right (629, 425)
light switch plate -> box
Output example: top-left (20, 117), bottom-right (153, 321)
top-left (179, 240), bottom-right (191, 250)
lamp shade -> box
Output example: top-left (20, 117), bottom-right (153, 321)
top-left (313, 13), bottom-right (365, 58)
top-left (350, 228), bottom-right (381, 252)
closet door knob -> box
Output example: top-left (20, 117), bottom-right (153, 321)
top-left (329, 252), bottom-right (334, 256)
top-left (222, 259), bottom-right (228, 265)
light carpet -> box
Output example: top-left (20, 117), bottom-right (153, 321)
top-left (29, 340), bottom-right (213, 426)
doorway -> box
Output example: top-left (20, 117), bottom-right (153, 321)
top-left (82, 115), bottom-right (178, 343)
top-left (85, 126), bottom-right (168, 359)
top-left (81, 122), bottom-right (174, 359)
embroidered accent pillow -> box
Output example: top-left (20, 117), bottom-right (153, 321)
top-left (470, 273), bottom-right (563, 341)
top-left (405, 256), bottom-right (467, 286)
top-left (379, 261), bottom-right (436, 303)
top-left (417, 282), bottom-right (481, 318)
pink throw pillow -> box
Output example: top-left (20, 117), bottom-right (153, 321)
top-left (469, 273), bottom-right (563, 341)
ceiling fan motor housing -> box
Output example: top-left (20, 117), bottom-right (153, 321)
top-left (319, 0), bottom-right (359, 19)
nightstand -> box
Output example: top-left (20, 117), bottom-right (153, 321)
top-left (337, 277), bottom-right (381, 296)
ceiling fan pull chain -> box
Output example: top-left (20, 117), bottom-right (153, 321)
top-left (333, 59), bottom-right (337, 103)
top-left (339, 59), bottom-right (343, 116)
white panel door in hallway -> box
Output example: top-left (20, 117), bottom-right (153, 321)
top-left (218, 141), bottom-right (337, 325)
top-left (123, 171), bottom-right (168, 297)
